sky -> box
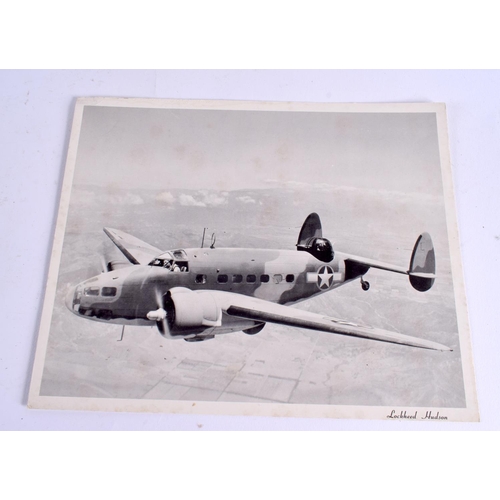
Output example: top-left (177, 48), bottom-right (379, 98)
top-left (74, 105), bottom-right (444, 196)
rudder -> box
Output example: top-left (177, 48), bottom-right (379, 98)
top-left (296, 213), bottom-right (334, 263)
top-left (297, 213), bottom-right (322, 245)
top-left (409, 232), bottom-right (436, 292)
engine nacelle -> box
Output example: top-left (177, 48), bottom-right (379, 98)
top-left (164, 287), bottom-right (222, 333)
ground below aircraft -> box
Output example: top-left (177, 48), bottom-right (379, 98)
top-left (65, 213), bottom-right (450, 351)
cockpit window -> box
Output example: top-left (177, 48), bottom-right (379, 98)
top-left (84, 287), bottom-right (100, 296)
top-left (102, 287), bottom-right (117, 297)
top-left (149, 258), bottom-right (188, 272)
top-left (172, 250), bottom-right (187, 260)
top-left (150, 258), bottom-right (165, 267)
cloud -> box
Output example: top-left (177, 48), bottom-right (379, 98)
top-left (105, 193), bottom-right (144, 205)
top-left (264, 179), bottom-right (441, 204)
top-left (264, 179), bottom-right (335, 191)
top-left (72, 189), bottom-right (145, 206)
top-left (156, 191), bottom-right (175, 206)
top-left (112, 193), bottom-right (144, 205)
top-left (179, 193), bottom-right (206, 207)
top-left (178, 191), bottom-right (229, 208)
top-left (199, 190), bottom-right (228, 207)
top-left (237, 195), bottom-right (256, 204)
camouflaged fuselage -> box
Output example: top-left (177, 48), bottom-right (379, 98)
top-left (67, 247), bottom-right (358, 327)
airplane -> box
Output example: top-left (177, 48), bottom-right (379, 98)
top-left (65, 213), bottom-right (451, 351)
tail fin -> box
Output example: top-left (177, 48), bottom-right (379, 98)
top-left (296, 213), bottom-right (334, 263)
top-left (409, 232), bottom-right (436, 292)
top-left (297, 213), bottom-right (322, 245)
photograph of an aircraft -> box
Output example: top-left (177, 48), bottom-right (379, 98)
top-left (28, 99), bottom-right (478, 420)
top-left (66, 213), bottom-right (448, 352)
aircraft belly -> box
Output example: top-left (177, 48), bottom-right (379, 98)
top-left (79, 316), bottom-right (151, 327)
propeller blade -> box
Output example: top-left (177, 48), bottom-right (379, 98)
top-left (152, 288), bottom-right (171, 337)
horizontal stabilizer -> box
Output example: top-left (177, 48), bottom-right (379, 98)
top-left (343, 233), bottom-right (436, 292)
top-left (345, 255), bottom-right (408, 275)
top-left (409, 272), bottom-right (436, 279)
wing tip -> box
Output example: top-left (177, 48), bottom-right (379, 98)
top-left (424, 342), bottom-right (453, 352)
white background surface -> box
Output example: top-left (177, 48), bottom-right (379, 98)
top-left (2, 2), bottom-right (499, 494)
top-left (1, 69), bottom-right (498, 430)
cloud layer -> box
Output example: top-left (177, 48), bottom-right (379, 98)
top-left (155, 190), bottom-right (229, 208)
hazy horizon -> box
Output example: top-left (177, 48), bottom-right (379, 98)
top-left (75, 107), bottom-right (443, 197)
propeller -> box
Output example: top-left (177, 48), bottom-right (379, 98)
top-left (146, 287), bottom-right (171, 337)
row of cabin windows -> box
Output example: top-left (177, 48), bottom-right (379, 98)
top-left (83, 286), bottom-right (117, 297)
top-left (195, 274), bottom-right (295, 285)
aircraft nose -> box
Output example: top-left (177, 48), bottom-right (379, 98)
top-left (65, 284), bottom-right (79, 313)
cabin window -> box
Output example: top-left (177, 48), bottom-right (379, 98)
top-left (286, 274), bottom-right (295, 283)
top-left (217, 274), bottom-right (228, 283)
top-left (232, 274), bottom-right (243, 283)
top-left (195, 274), bottom-right (207, 284)
top-left (260, 274), bottom-right (269, 283)
top-left (175, 261), bottom-right (189, 272)
top-left (84, 287), bottom-right (100, 296)
top-left (246, 274), bottom-right (256, 283)
top-left (101, 287), bottom-right (117, 297)
top-left (273, 274), bottom-right (283, 284)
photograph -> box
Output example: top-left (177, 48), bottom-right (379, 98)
top-left (28, 98), bottom-right (478, 421)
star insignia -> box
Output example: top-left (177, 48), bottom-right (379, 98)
top-left (317, 266), bottom-right (334, 289)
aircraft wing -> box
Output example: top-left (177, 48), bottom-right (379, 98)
top-left (103, 227), bottom-right (162, 265)
top-left (213, 292), bottom-right (450, 351)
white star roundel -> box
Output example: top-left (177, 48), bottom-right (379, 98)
top-left (317, 265), bottom-right (334, 290)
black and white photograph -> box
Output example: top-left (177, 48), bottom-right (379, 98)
top-left (28, 98), bottom-right (478, 421)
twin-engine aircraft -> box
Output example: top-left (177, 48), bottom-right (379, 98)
top-left (65, 213), bottom-right (450, 351)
